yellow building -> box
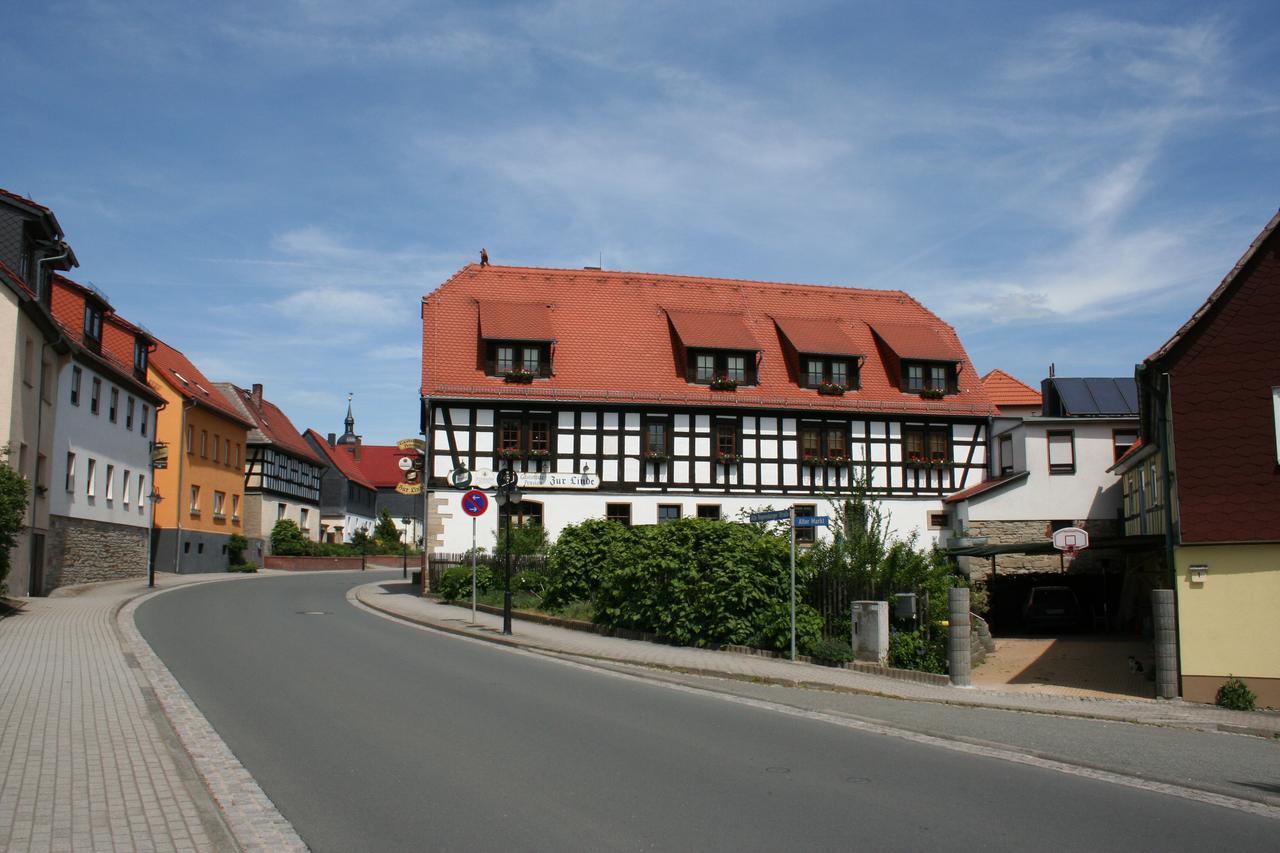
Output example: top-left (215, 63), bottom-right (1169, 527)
top-left (149, 340), bottom-right (252, 572)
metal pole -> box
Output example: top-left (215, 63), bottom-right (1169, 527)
top-left (471, 516), bottom-right (477, 623)
top-left (502, 493), bottom-right (513, 635)
top-left (790, 505), bottom-right (797, 662)
top-left (146, 450), bottom-right (156, 588)
top-left (402, 534), bottom-right (407, 580)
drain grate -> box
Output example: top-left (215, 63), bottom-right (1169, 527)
top-left (297, 611), bottom-right (331, 616)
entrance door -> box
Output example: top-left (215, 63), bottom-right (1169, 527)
top-left (28, 533), bottom-right (45, 597)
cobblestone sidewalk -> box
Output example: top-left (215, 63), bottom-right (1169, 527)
top-left (354, 580), bottom-right (1280, 739)
top-left (0, 573), bottom-right (305, 852)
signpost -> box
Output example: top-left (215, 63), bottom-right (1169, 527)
top-left (493, 470), bottom-right (521, 635)
top-left (748, 508), bottom-right (827, 661)
top-left (461, 489), bottom-right (489, 623)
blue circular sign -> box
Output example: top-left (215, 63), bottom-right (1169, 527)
top-left (461, 490), bottom-right (489, 517)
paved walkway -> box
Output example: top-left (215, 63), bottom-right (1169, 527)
top-left (0, 572), bottom-right (304, 853)
top-left (354, 580), bottom-right (1280, 739)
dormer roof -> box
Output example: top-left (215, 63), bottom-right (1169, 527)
top-left (149, 340), bottom-right (255, 429)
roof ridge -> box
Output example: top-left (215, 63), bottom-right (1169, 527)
top-left (455, 262), bottom-right (910, 299)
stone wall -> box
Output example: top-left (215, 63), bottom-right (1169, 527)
top-left (425, 493), bottom-right (451, 553)
top-left (963, 518), bottom-right (1123, 579)
top-left (45, 515), bottom-right (148, 591)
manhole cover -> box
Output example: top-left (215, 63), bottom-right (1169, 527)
top-left (297, 611), bottom-right (330, 616)
top-left (765, 766), bottom-right (790, 774)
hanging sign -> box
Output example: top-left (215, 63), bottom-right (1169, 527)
top-left (397, 438), bottom-right (425, 451)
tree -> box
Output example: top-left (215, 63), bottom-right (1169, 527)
top-left (350, 528), bottom-right (371, 552)
top-left (372, 509), bottom-right (401, 553)
top-left (0, 450), bottom-right (30, 594)
top-left (270, 519), bottom-right (309, 556)
top-left (227, 534), bottom-right (248, 566)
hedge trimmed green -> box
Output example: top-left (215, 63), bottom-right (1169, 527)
top-left (439, 565), bottom-right (494, 602)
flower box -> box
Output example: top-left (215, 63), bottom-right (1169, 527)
top-left (918, 388), bottom-right (945, 400)
top-left (709, 376), bottom-right (738, 391)
top-left (823, 456), bottom-right (849, 466)
top-left (644, 452), bottom-right (670, 462)
top-left (526, 449), bottom-right (551, 459)
top-left (717, 454), bottom-right (741, 464)
top-left (817, 382), bottom-right (846, 396)
top-left (503, 369), bottom-right (535, 384)
top-left (496, 448), bottom-right (525, 460)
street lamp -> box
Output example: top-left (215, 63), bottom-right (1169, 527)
top-left (494, 468), bottom-right (521, 635)
top-left (401, 516), bottom-right (412, 579)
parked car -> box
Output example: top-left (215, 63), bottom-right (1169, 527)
top-left (1021, 586), bottom-right (1085, 632)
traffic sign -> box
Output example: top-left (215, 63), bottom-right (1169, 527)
top-left (448, 467), bottom-right (472, 489)
top-left (749, 510), bottom-right (791, 523)
top-left (794, 515), bottom-right (830, 528)
top-left (461, 490), bottom-right (489, 517)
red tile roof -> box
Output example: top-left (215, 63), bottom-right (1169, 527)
top-left (349, 444), bottom-right (418, 488)
top-left (216, 384), bottom-right (325, 466)
top-left (773, 316), bottom-right (863, 357)
top-left (150, 340), bottom-right (255, 428)
top-left (869, 322), bottom-right (963, 362)
top-left (479, 300), bottom-right (556, 341)
top-left (46, 274), bottom-right (163, 403)
top-left (943, 470), bottom-right (1030, 504)
top-left (666, 309), bottom-right (760, 351)
top-left (0, 187), bottom-right (52, 215)
top-left (980, 369), bottom-right (1042, 411)
top-left (302, 430), bottom-right (376, 490)
top-left (422, 265), bottom-right (993, 415)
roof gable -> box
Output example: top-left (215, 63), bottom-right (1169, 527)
top-left (422, 265), bottom-right (993, 415)
top-left (773, 316), bottom-right (863, 358)
top-left (215, 384), bottom-right (324, 466)
top-left (150, 340), bottom-right (255, 428)
top-left (478, 300), bottom-right (556, 342)
top-left (981, 369), bottom-right (1042, 409)
top-left (302, 429), bottom-right (376, 489)
top-left (869, 322), bottom-right (963, 362)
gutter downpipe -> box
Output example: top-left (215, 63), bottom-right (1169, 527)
top-left (1156, 371), bottom-right (1183, 698)
top-left (27, 342), bottom-right (52, 596)
top-left (420, 392), bottom-right (431, 594)
top-left (174, 400), bottom-right (194, 574)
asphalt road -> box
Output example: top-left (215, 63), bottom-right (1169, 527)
top-left (137, 572), bottom-right (1277, 852)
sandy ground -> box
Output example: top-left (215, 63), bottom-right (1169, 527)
top-left (973, 634), bottom-right (1157, 699)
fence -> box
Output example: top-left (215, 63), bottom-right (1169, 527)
top-left (427, 552), bottom-right (548, 592)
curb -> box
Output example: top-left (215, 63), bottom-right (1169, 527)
top-left (116, 575), bottom-right (308, 852)
top-left (357, 584), bottom-right (1280, 739)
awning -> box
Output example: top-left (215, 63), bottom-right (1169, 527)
top-left (478, 301), bottom-right (556, 342)
top-left (665, 309), bottom-right (759, 351)
top-left (870, 322), bottom-right (962, 362)
top-left (773, 316), bottom-right (863, 357)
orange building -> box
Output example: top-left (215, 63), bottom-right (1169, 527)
top-left (149, 341), bottom-right (253, 572)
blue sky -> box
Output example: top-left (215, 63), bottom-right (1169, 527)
top-left (6, 1), bottom-right (1278, 443)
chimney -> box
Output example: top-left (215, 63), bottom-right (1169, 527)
top-left (251, 383), bottom-right (263, 409)
top-left (327, 432), bottom-right (336, 447)
top-left (353, 436), bottom-right (362, 461)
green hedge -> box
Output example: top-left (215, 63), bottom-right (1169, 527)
top-left (439, 565), bottom-right (494, 602)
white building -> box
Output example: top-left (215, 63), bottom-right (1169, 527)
top-left (44, 275), bottom-right (163, 589)
top-left (420, 263), bottom-right (998, 553)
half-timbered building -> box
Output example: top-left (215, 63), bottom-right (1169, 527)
top-left (420, 264), bottom-right (996, 552)
top-left (216, 382), bottom-right (324, 558)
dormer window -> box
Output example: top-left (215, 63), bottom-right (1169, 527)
top-left (687, 349), bottom-right (756, 386)
top-left (83, 303), bottom-right (103, 349)
top-left (487, 342), bottom-right (551, 379)
top-left (801, 357), bottom-right (858, 390)
top-left (904, 362), bottom-right (955, 394)
top-left (133, 339), bottom-right (148, 377)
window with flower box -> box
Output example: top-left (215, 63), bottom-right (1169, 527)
top-left (903, 361), bottom-right (955, 395)
top-left (485, 342), bottom-right (551, 380)
top-left (801, 425), bottom-right (849, 464)
top-left (715, 423), bottom-right (739, 462)
top-left (904, 426), bottom-right (950, 465)
top-left (801, 357), bottom-right (857, 391)
top-left (801, 428), bottom-right (822, 462)
top-left (499, 419), bottom-right (522, 457)
top-left (644, 418), bottom-right (670, 460)
top-left (497, 416), bottom-right (552, 459)
top-left (826, 428), bottom-right (848, 463)
top-left (687, 349), bottom-right (757, 387)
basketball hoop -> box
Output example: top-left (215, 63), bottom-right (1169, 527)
top-left (1052, 527), bottom-right (1089, 557)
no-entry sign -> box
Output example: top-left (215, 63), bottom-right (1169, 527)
top-left (461, 490), bottom-right (489, 517)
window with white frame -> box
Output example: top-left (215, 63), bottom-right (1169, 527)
top-left (1113, 430), bottom-right (1138, 463)
top-left (122, 469), bottom-right (131, 506)
top-left (141, 405), bottom-right (149, 437)
top-left (1047, 430), bottom-right (1075, 475)
top-left (90, 378), bottom-right (101, 415)
top-left (109, 388), bottom-right (119, 423)
top-left (137, 474), bottom-right (146, 507)
top-left (190, 485), bottom-right (200, 514)
top-left (65, 452), bottom-right (76, 492)
top-left (213, 491), bottom-right (226, 518)
top-left (126, 397), bottom-right (135, 430)
top-left (998, 433), bottom-right (1014, 474)
top-left (86, 458), bottom-right (97, 496)
top-left (105, 464), bottom-right (115, 501)
top-left (70, 366), bottom-right (82, 405)
top-left (232, 494), bottom-right (240, 520)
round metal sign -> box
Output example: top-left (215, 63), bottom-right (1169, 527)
top-left (461, 490), bottom-right (489, 517)
top-left (397, 456), bottom-right (414, 472)
top-left (448, 466), bottom-right (472, 489)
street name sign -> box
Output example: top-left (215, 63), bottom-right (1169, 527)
top-left (749, 510), bottom-right (791, 523)
top-left (794, 515), bottom-right (830, 528)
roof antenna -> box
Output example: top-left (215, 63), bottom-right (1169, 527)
top-left (599, 251), bottom-right (603, 270)
top-left (1049, 362), bottom-right (1055, 378)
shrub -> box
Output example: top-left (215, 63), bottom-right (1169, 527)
top-left (543, 519), bottom-right (633, 609)
top-left (270, 519), bottom-right (309, 556)
top-left (808, 637), bottom-right (855, 663)
top-left (439, 565), bottom-right (494, 602)
top-left (0, 450), bottom-right (30, 594)
top-left (1216, 676), bottom-right (1257, 711)
top-left (496, 523), bottom-right (548, 558)
top-left (750, 600), bottom-right (824, 656)
top-left (888, 628), bottom-right (947, 674)
top-left (553, 600), bottom-right (594, 622)
top-left (228, 562), bottom-right (258, 573)
top-left (227, 534), bottom-right (248, 566)
top-left (510, 570), bottom-right (545, 596)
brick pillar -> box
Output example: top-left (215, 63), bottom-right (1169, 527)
top-left (948, 587), bottom-right (971, 687)
top-left (1152, 589), bottom-right (1179, 700)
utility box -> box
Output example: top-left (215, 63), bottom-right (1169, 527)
top-left (851, 601), bottom-right (889, 665)
top-left (894, 593), bottom-right (917, 620)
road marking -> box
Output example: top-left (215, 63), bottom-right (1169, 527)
top-left (348, 585), bottom-right (1280, 822)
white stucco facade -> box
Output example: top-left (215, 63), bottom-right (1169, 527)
top-left (48, 359), bottom-right (156, 529)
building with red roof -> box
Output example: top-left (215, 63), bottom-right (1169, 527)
top-left (980, 369), bottom-right (1041, 417)
top-left (420, 262), bottom-right (997, 553)
top-left (216, 383), bottom-right (326, 557)
top-left (148, 339), bottom-right (254, 573)
top-left (302, 424), bottom-right (377, 543)
top-left (1113, 209), bottom-right (1280, 705)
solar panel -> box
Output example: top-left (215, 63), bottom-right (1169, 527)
top-left (1052, 379), bottom-right (1097, 416)
top-left (1118, 379), bottom-right (1139, 413)
top-left (1047, 377), bottom-right (1139, 416)
top-left (1084, 378), bottom-right (1130, 415)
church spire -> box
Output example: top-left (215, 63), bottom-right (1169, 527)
top-left (337, 393), bottom-right (359, 445)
